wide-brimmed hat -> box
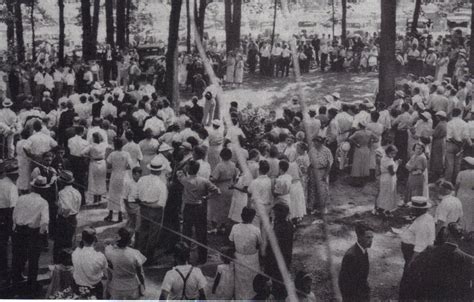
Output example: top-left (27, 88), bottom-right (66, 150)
top-left (181, 142), bottom-right (193, 151)
top-left (463, 156), bottom-right (474, 166)
top-left (212, 119), bottom-right (222, 127)
top-left (420, 112), bottom-right (431, 120)
top-left (331, 92), bottom-right (340, 99)
top-left (31, 175), bottom-right (50, 188)
top-left (435, 111), bottom-right (447, 118)
top-left (4, 162), bottom-right (18, 175)
top-left (408, 196), bottom-right (432, 209)
top-left (437, 180), bottom-right (454, 191)
top-left (395, 90), bottom-right (405, 98)
top-left (92, 82), bottom-right (102, 90)
top-left (147, 157), bottom-right (164, 172)
top-left (359, 119), bottom-right (368, 128)
top-left (58, 170), bottom-right (75, 184)
top-left (2, 98), bottom-right (13, 108)
top-left (312, 135), bottom-right (325, 143)
top-left (158, 143), bottom-right (173, 153)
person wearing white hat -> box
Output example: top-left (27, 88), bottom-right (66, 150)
top-left (0, 97), bottom-right (17, 158)
top-left (455, 157), bottom-right (474, 233)
top-left (400, 196), bottom-right (435, 270)
top-left (11, 175), bottom-right (50, 290)
top-left (136, 156), bottom-right (168, 263)
top-left (430, 111), bottom-right (448, 181)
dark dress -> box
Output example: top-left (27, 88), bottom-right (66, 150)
top-left (399, 243), bottom-right (473, 301)
top-left (338, 244), bottom-right (370, 302)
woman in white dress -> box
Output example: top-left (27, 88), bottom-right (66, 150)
top-left (376, 145), bottom-right (399, 216)
top-left (178, 53), bottom-right (188, 87)
top-left (82, 132), bottom-right (110, 204)
top-left (368, 46), bottom-right (378, 72)
top-left (228, 171), bottom-right (252, 223)
top-left (435, 52), bottom-right (449, 82)
top-left (138, 129), bottom-right (159, 175)
top-left (234, 55), bottom-right (244, 87)
top-left (225, 51), bottom-right (236, 85)
top-left (104, 138), bottom-right (132, 223)
top-left (229, 207), bottom-right (261, 300)
top-left (122, 130), bottom-right (143, 169)
top-left (16, 130), bottom-right (31, 194)
top-left (288, 159), bottom-right (306, 222)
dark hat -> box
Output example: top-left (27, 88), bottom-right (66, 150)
top-left (437, 180), bottom-right (454, 191)
top-left (273, 202), bottom-right (290, 215)
top-left (4, 162), bottom-right (19, 175)
top-left (312, 135), bottom-right (325, 143)
top-left (58, 170), bottom-right (75, 184)
top-left (31, 176), bottom-right (50, 188)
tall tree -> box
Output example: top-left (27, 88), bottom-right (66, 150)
top-left (105, 0), bottom-right (114, 49)
top-left (15, 0), bottom-right (25, 63)
top-left (341, 0), bottom-right (347, 43)
top-left (470, 0), bottom-right (474, 75)
top-left (378, 0), bottom-right (397, 106)
top-left (91, 0), bottom-right (101, 56)
top-left (58, 0), bottom-right (66, 65)
top-left (30, 0), bottom-right (36, 62)
top-left (224, 0), bottom-right (242, 52)
top-left (411, 0), bottom-right (421, 35)
top-left (165, 0), bottom-right (183, 106)
top-left (116, 0), bottom-right (126, 50)
top-left (125, 0), bottom-right (132, 45)
top-left (270, 0), bottom-right (277, 52)
top-left (6, 0), bottom-right (15, 62)
top-left (81, 0), bottom-right (93, 60)
top-left (194, 0), bottom-right (209, 40)
top-left (186, 0), bottom-right (191, 52)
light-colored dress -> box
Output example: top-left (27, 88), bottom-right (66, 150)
top-left (235, 59), bottom-right (244, 84)
top-left (377, 155), bottom-right (399, 211)
top-left (107, 150), bottom-right (132, 211)
top-left (208, 128), bottom-right (224, 171)
top-left (16, 139), bottom-right (31, 191)
top-left (138, 138), bottom-right (158, 175)
top-left (228, 173), bottom-right (252, 223)
top-left (366, 122), bottom-right (384, 170)
top-left (105, 245), bottom-right (146, 299)
top-left (214, 263), bottom-right (235, 300)
top-left (456, 169), bottom-right (474, 232)
top-left (123, 141), bottom-right (143, 168)
top-left (435, 56), bottom-right (449, 82)
top-left (288, 162), bottom-right (306, 219)
top-left (226, 56), bottom-right (236, 83)
top-left (229, 223), bottom-right (261, 300)
top-left (83, 142), bottom-right (109, 196)
top-left (209, 160), bottom-right (239, 225)
top-left (350, 129), bottom-right (377, 177)
top-left (405, 153), bottom-right (427, 203)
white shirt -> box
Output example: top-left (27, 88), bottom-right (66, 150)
top-left (225, 125), bottom-right (245, 143)
top-left (248, 175), bottom-right (273, 207)
top-left (44, 73), bottom-right (54, 90)
top-left (281, 48), bottom-right (291, 58)
top-left (13, 192), bottom-right (49, 231)
top-left (57, 185), bottom-right (82, 217)
top-left (65, 73), bottom-right (75, 86)
top-left (123, 178), bottom-right (139, 202)
top-left (143, 116), bottom-right (165, 137)
top-left (34, 72), bottom-right (45, 85)
top-left (75, 102), bottom-right (92, 121)
top-left (24, 131), bottom-right (58, 156)
top-left (435, 195), bottom-right (463, 225)
top-left (133, 109), bottom-right (149, 127)
top-left (401, 213), bottom-right (435, 252)
top-left (447, 117), bottom-right (471, 142)
top-left (196, 159), bottom-right (211, 179)
top-left (0, 177), bottom-right (18, 209)
top-left (72, 246), bottom-right (108, 287)
top-left (137, 174), bottom-right (168, 207)
top-left (68, 135), bottom-right (90, 157)
top-left (100, 102), bottom-right (117, 118)
top-left (274, 173), bottom-right (292, 205)
top-left (161, 264), bottom-right (207, 300)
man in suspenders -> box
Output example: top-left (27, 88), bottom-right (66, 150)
top-left (160, 242), bottom-right (207, 300)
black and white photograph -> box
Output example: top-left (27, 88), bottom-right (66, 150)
top-left (0, 0), bottom-right (472, 300)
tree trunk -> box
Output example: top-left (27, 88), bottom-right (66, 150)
top-left (341, 0), bottom-right (347, 43)
top-left (194, 0), bottom-right (207, 40)
top-left (81, 0), bottom-right (93, 61)
top-left (15, 0), bottom-right (25, 63)
top-left (224, 0), bottom-right (242, 52)
top-left (411, 0), bottom-right (421, 35)
top-left (270, 0), bottom-right (277, 53)
top-left (30, 0), bottom-right (36, 62)
top-left (470, 0), bottom-right (474, 75)
top-left (186, 0), bottom-right (191, 53)
top-left (58, 0), bottom-right (65, 66)
top-left (105, 0), bottom-right (114, 48)
top-left (165, 0), bottom-right (183, 106)
top-left (378, 0), bottom-right (397, 106)
top-left (91, 0), bottom-right (100, 57)
top-left (6, 0), bottom-right (15, 62)
top-left (126, 0), bottom-right (132, 45)
top-left (116, 0), bottom-right (127, 50)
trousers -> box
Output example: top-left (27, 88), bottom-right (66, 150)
top-left (444, 141), bottom-right (461, 184)
top-left (12, 226), bottom-right (42, 286)
top-left (183, 203), bottom-right (207, 263)
top-left (0, 208), bottom-right (13, 281)
top-left (138, 205), bottom-right (163, 261)
top-left (53, 215), bottom-right (77, 264)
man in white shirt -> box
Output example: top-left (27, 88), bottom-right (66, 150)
top-left (143, 108), bottom-right (165, 138)
top-left (54, 171), bottom-right (81, 263)
top-left (68, 126), bottom-right (89, 204)
top-left (0, 98), bottom-right (17, 158)
top-left (100, 96), bottom-right (117, 119)
top-left (435, 180), bottom-right (463, 232)
top-left (24, 120), bottom-right (58, 162)
top-left (401, 197), bottom-right (435, 270)
top-left (280, 44), bottom-right (291, 77)
top-left (11, 176), bottom-right (50, 289)
top-left (305, 108), bottom-right (321, 140)
top-left (445, 108), bottom-right (472, 183)
top-left (137, 157), bottom-right (168, 262)
top-left (260, 42), bottom-right (271, 76)
top-left (34, 67), bottom-right (45, 102)
top-left (0, 163), bottom-right (18, 282)
top-left (72, 228), bottom-right (108, 298)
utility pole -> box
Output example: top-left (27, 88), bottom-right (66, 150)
top-left (332, 0), bottom-right (335, 38)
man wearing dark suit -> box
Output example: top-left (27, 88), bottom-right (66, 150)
top-left (338, 223), bottom-right (374, 302)
top-left (399, 222), bottom-right (473, 301)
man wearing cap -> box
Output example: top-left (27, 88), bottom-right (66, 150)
top-left (0, 162), bottom-right (19, 283)
top-left (136, 156), bottom-right (168, 263)
top-left (400, 196), bottom-right (435, 270)
top-left (445, 108), bottom-right (472, 184)
top-left (435, 180), bottom-right (462, 233)
top-left (54, 170), bottom-right (81, 264)
top-left (0, 98), bottom-right (17, 158)
top-left (11, 176), bottom-right (50, 291)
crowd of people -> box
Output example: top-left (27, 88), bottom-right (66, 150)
top-left (0, 22), bottom-right (473, 300)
